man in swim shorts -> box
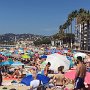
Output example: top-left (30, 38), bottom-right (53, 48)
top-left (75, 56), bottom-right (86, 90)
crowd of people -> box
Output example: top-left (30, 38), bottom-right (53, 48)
top-left (0, 46), bottom-right (90, 90)
top-left (29, 56), bottom-right (87, 90)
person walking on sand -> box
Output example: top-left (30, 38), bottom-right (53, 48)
top-left (75, 56), bottom-right (86, 90)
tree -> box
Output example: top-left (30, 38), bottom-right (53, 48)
top-left (58, 8), bottom-right (90, 49)
top-left (63, 33), bottom-right (75, 45)
top-left (34, 38), bottom-right (51, 46)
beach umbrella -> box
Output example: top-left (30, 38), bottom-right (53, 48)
top-left (14, 50), bottom-right (18, 54)
top-left (18, 48), bottom-right (24, 53)
top-left (74, 52), bottom-right (87, 60)
top-left (40, 55), bottom-right (47, 59)
top-left (0, 55), bottom-right (8, 60)
top-left (11, 61), bottom-right (24, 66)
top-left (37, 74), bottom-right (50, 84)
top-left (21, 75), bottom-right (33, 86)
top-left (0, 52), bottom-right (6, 55)
top-left (0, 57), bottom-right (4, 60)
top-left (46, 53), bottom-right (70, 72)
top-left (1, 60), bottom-right (13, 66)
top-left (21, 74), bottom-right (50, 86)
top-left (11, 54), bottom-right (21, 58)
top-left (0, 63), bottom-right (2, 66)
top-left (26, 50), bottom-right (31, 53)
top-left (65, 70), bottom-right (90, 84)
top-left (22, 54), bottom-right (30, 59)
top-left (3, 52), bottom-right (12, 57)
top-left (30, 51), bottom-right (34, 56)
top-left (8, 58), bottom-right (13, 61)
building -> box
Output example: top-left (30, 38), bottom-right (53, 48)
top-left (16, 40), bottom-right (34, 48)
top-left (75, 24), bottom-right (81, 49)
top-left (80, 22), bottom-right (90, 50)
top-left (75, 21), bottom-right (90, 50)
top-left (51, 40), bottom-right (62, 46)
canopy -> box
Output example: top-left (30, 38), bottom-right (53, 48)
top-left (21, 74), bottom-right (50, 86)
top-left (30, 52), bottom-right (34, 56)
top-left (0, 54), bottom-right (7, 60)
top-left (11, 61), bottom-right (24, 66)
top-left (21, 75), bottom-right (33, 86)
top-left (3, 52), bottom-right (12, 57)
top-left (45, 53), bottom-right (70, 72)
top-left (11, 54), bottom-right (21, 58)
top-left (22, 54), bottom-right (30, 59)
top-left (65, 70), bottom-right (90, 84)
top-left (40, 55), bottom-right (47, 59)
top-left (0, 57), bottom-right (4, 60)
top-left (1, 60), bottom-right (13, 66)
top-left (74, 52), bottom-right (87, 60)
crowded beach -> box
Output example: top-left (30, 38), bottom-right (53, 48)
top-left (0, 46), bottom-right (90, 90)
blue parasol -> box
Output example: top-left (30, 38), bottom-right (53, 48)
top-left (4, 52), bottom-right (12, 56)
top-left (40, 55), bottom-right (47, 59)
top-left (37, 74), bottom-right (50, 84)
top-left (1, 60), bottom-right (13, 66)
top-left (21, 74), bottom-right (50, 86)
top-left (21, 75), bottom-right (33, 86)
top-left (11, 61), bottom-right (24, 66)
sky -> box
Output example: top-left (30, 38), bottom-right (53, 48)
top-left (0, 0), bottom-right (90, 36)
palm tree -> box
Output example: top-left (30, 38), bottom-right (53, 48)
top-left (58, 8), bottom-right (90, 50)
top-left (68, 13), bottom-right (74, 48)
top-left (59, 25), bottom-right (65, 40)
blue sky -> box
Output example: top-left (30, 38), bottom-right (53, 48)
top-left (0, 0), bottom-right (90, 35)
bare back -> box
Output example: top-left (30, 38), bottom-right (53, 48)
top-left (54, 73), bottom-right (65, 85)
top-left (77, 63), bottom-right (86, 78)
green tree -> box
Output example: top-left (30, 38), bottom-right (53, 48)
top-left (34, 38), bottom-right (51, 46)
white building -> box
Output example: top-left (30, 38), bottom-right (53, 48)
top-left (51, 40), bottom-right (62, 46)
top-left (75, 21), bottom-right (90, 50)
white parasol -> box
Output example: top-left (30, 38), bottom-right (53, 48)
top-left (74, 52), bottom-right (87, 60)
top-left (45, 53), bottom-right (70, 72)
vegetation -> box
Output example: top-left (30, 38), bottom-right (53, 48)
top-left (0, 33), bottom-right (50, 45)
top-left (53, 8), bottom-right (90, 47)
top-left (34, 37), bottom-right (51, 46)
top-left (63, 33), bottom-right (75, 44)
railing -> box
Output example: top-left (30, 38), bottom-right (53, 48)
top-left (0, 45), bottom-right (16, 48)
top-left (77, 50), bottom-right (90, 54)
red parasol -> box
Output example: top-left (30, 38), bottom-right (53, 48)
top-left (65, 70), bottom-right (90, 84)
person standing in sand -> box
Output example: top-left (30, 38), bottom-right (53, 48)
top-left (75, 56), bottom-right (86, 90)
